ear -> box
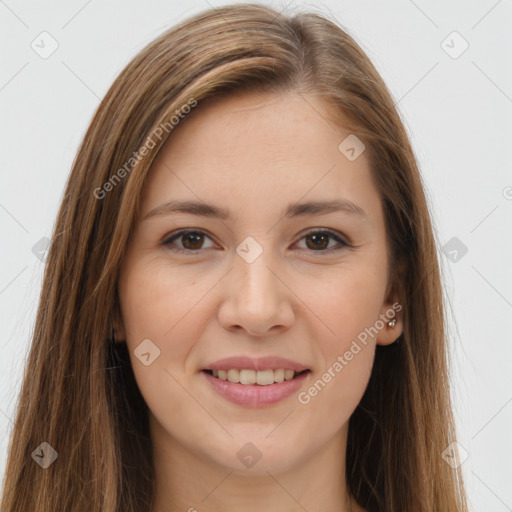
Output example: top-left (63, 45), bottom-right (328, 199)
top-left (376, 257), bottom-right (405, 346)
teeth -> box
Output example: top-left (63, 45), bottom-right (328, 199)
top-left (273, 369), bottom-right (285, 383)
top-left (255, 369), bottom-right (273, 385)
top-left (240, 369), bottom-right (256, 385)
top-left (284, 369), bottom-right (294, 381)
top-left (227, 369), bottom-right (239, 383)
top-left (209, 368), bottom-right (303, 385)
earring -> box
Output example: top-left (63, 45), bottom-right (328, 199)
top-left (387, 318), bottom-right (397, 328)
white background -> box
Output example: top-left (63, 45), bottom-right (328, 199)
top-left (1, 1), bottom-right (511, 510)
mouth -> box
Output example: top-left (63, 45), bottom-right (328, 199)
top-left (201, 368), bottom-right (311, 407)
top-left (202, 368), bottom-right (311, 386)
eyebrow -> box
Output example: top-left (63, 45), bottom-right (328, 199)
top-left (142, 198), bottom-right (367, 221)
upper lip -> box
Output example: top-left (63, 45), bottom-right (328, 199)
top-left (203, 356), bottom-right (310, 372)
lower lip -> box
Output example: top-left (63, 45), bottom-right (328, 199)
top-left (201, 370), bottom-right (310, 408)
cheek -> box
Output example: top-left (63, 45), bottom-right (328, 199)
top-left (297, 258), bottom-right (387, 353)
top-left (119, 257), bottom-right (205, 342)
top-left (117, 257), bottom-right (212, 403)
top-left (117, 258), bottom-right (206, 419)
top-left (296, 343), bottom-right (374, 448)
top-left (297, 284), bottom-right (379, 436)
top-left (291, 261), bottom-right (384, 426)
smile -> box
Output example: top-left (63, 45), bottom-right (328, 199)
top-left (203, 368), bottom-right (309, 385)
top-left (201, 369), bottom-right (311, 407)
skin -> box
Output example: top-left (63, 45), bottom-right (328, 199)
top-left (116, 90), bottom-right (403, 512)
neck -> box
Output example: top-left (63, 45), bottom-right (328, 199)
top-left (148, 414), bottom-right (357, 512)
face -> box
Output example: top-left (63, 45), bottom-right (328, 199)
top-left (117, 90), bottom-right (402, 475)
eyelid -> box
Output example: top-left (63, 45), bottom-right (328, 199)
top-left (162, 229), bottom-right (219, 252)
top-left (298, 228), bottom-right (351, 247)
top-left (162, 228), bottom-right (351, 254)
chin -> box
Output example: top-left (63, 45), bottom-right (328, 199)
top-left (205, 432), bottom-right (307, 476)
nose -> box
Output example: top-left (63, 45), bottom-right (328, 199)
top-left (217, 248), bottom-right (295, 337)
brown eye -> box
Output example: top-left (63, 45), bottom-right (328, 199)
top-left (296, 230), bottom-right (349, 253)
top-left (181, 232), bottom-right (205, 250)
top-left (162, 228), bottom-right (349, 255)
top-left (163, 230), bottom-right (216, 253)
top-left (305, 232), bottom-right (330, 250)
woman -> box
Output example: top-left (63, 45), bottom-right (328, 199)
top-left (0, 3), bottom-right (469, 511)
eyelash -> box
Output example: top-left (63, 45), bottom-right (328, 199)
top-left (161, 229), bottom-right (351, 255)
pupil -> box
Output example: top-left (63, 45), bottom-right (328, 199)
top-left (307, 233), bottom-right (328, 250)
top-left (183, 232), bottom-right (203, 250)
top-left (180, 233), bottom-right (330, 251)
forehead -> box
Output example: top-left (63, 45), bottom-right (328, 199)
top-left (140, 90), bottom-right (383, 226)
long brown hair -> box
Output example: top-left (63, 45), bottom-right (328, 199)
top-left (1, 3), bottom-right (469, 511)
